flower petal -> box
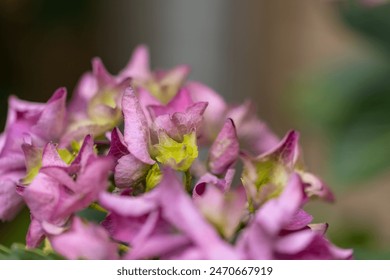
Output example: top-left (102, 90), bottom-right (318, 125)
top-left (50, 217), bottom-right (118, 260)
top-left (148, 88), bottom-right (193, 118)
top-left (118, 45), bottom-right (151, 81)
top-left (208, 119), bottom-right (239, 175)
top-left (122, 88), bottom-right (154, 164)
top-left (114, 153), bottom-right (151, 188)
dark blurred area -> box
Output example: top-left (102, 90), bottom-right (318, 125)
top-left (1, 0), bottom-right (390, 259)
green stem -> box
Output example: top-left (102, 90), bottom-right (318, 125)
top-left (184, 169), bottom-right (192, 193)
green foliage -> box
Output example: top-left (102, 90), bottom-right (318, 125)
top-left (0, 244), bottom-right (63, 260)
top-left (295, 38), bottom-right (390, 186)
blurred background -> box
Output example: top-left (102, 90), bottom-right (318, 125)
top-left (1, 0), bottom-right (390, 259)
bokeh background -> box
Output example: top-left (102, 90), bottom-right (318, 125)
top-left (1, 0), bottom-right (390, 259)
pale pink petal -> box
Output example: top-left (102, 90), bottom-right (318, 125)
top-left (122, 88), bottom-right (154, 164)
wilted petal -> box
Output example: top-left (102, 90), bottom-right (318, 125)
top-left (122, 88), bottom-right (154, 164)
top-left (309, 223), bottom-right (329, 235)
top-left (193, 171), bottom-right (233, 198)
top-left (153, 102), bottom-right (208, 141)
top-left (208, 119), bottom-right (239, 175)
top-left (50, 217), bottom-right (118, 260)
top-left (300, 171), bottom-right (335, 202)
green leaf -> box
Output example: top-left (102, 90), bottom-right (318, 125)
top-left (0, 244), bottom-right (63, 260)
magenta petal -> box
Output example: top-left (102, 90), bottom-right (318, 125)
top-left (171, 101), bottom-right (208, 131)
top-left (153, 101), bottom-right (208, 141)
top-left (193, 172), bottom-right (231, 199)
top-left (108, 128), bottom-right (129, 160)
top-left (259, 130), bottom-right (300, 166)
top-left (71, 156), bottom-right (114, 196)
top-left (71, 135), bottom-right (95, 167)
top-left (208, 119), bottom-right (239, 175)
top-left (284, 209), bottom-right (313, 231)
top-left (50, 217), bottom-right (118, 260)
top-left (26, 218), bottom-right (45, 248)
top-left (122, 88), bottom-right (154, 164)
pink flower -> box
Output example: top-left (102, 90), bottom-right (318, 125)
top-left (18, 136), bottom-right (114, 247)
top-left (100, 168), bottom-right (240, 260)
top-left (63, 59), bottom-right (130, 145)
top-left (237, 173), bottom-right (352, 260)
top-left (0, 88), bottom-right (67, 221)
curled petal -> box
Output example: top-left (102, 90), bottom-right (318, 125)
top-left (259, 130), bottom-right (300, 167)
top-left (300, 172), bottom-right (335, 202)
top-left (108, 128), bottom-right (129, 160)
top-left (208, 119), bottom-right (239, 175)
top-left (153, 102), bottom-right (208, 141)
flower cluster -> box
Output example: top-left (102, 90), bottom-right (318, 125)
top-left (0, 46), bottom-right (352, 260)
